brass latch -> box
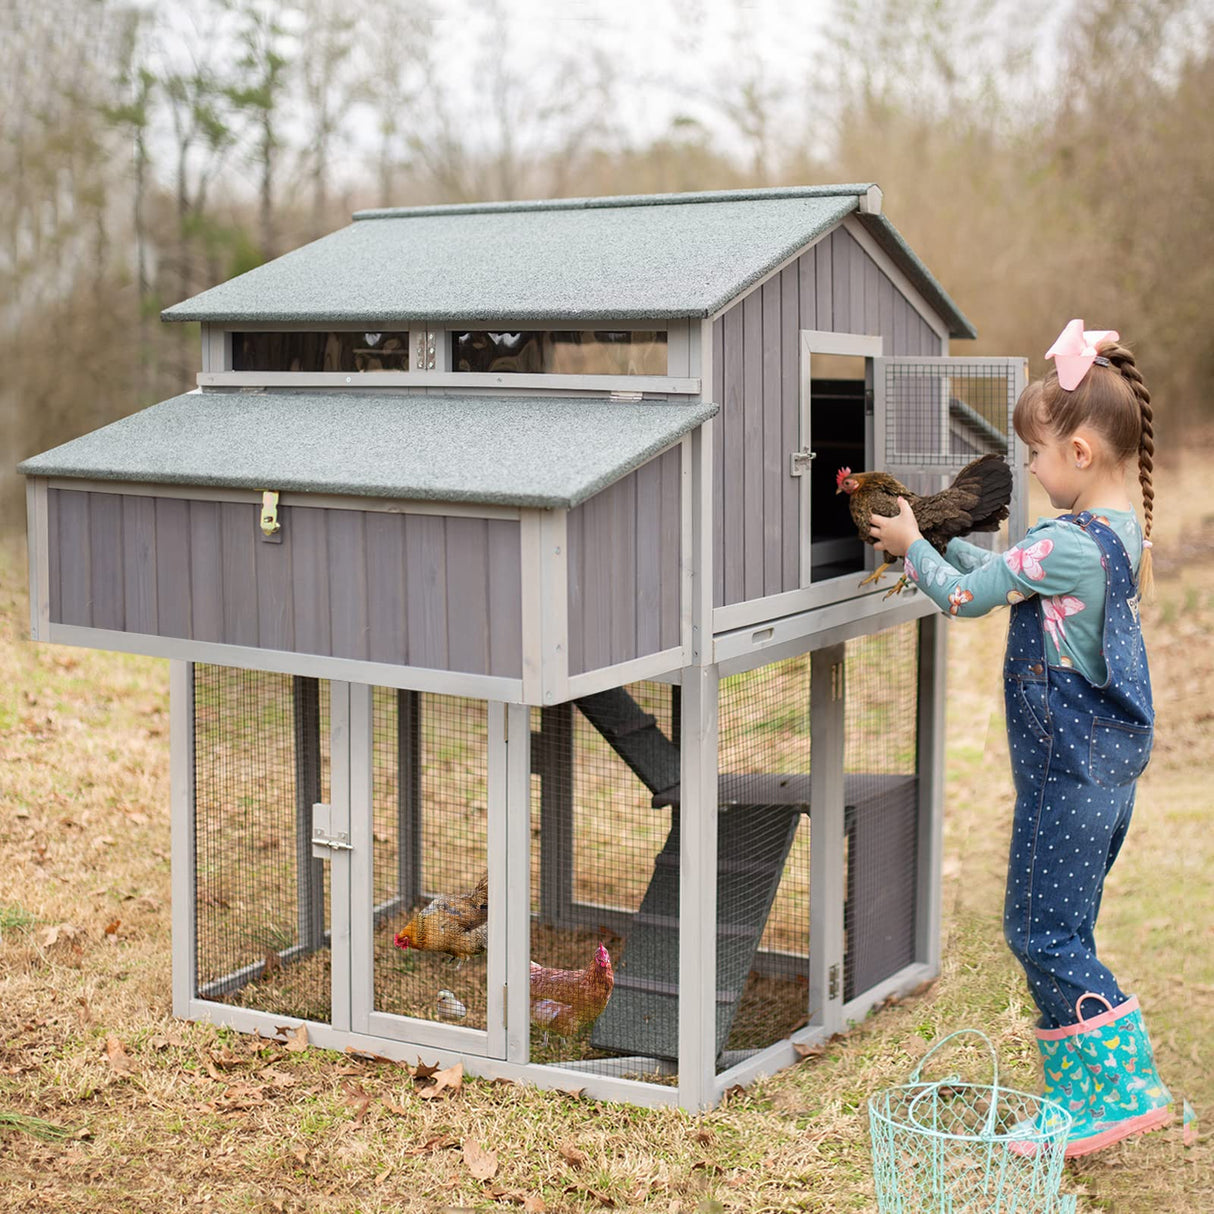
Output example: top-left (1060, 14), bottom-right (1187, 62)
top-left (260, 490), bottom-right (281, 538)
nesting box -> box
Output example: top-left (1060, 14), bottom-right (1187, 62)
top-left (19, 185), bottom-right (1026, 1110)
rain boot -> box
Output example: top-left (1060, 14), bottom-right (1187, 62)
top-left (1009, 1029), bottom-right (1093, 1154)
top-left (1065, 994), bottom-right (1172, 1157)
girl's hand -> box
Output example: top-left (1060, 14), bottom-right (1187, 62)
top-left (870, 497), bottom-right (922, 558)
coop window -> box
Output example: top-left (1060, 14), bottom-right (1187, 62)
top-left (451, 330), bottom-right (667, 375)
top-left (231, 331), bottom-right (410, 372)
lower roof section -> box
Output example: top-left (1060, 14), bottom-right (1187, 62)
top-left (18, 390), bottom-right (716, 509)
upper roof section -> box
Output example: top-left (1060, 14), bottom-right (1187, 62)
top-left (161, 185), bottom-right (976, 338)
top-left (17, 391), bottom-right (715, 509)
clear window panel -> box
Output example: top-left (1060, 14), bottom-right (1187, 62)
top-left (232, 331), bottom-right (410, 372)
top-left (452, 331), bottom-right (667, 375)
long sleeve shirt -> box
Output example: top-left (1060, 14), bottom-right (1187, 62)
top-left (903, 508), bottom-right (1144, 686)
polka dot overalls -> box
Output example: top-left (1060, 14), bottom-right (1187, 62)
top-left (1002, 512), bottom-right (1153, 1029)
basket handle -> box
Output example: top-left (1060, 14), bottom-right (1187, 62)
top-left (908, 1028), bottom-right (1000, 1089)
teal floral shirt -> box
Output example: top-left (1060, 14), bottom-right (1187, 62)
top-left (904, 508), bottom-right (1144, 686)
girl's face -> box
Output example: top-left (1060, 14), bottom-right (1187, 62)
top-left (1027, 434), bottom-right (1081, 510)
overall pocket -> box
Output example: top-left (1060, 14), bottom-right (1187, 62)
top-left (1089, 717), bottom-right (1153, 787)
top-left (1012, 679), bottom-right (1052, 744)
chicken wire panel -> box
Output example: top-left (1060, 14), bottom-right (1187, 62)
top-left (531, 683), bottom-right (680, 1082)
top-left (372, 692), bottom-right (490, 1032)
top-left (715, 657), bottom-right (811, 1070)
top-left (842, 623), bottom-right (920, 1003)
top-left (193, 667), bottom-right (332, 1022)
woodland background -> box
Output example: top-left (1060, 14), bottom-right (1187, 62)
top-left (3, 0), bottom-right (1214, 525)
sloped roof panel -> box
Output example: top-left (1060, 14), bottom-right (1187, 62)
top-left (18, 391), bottom-right (716, 509)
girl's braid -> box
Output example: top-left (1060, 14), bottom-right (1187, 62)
top-left (1102, 340), bottom-right (1155, 592)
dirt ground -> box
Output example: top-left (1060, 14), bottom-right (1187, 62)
top-left (0, 441), bottom-right (1210, 1211)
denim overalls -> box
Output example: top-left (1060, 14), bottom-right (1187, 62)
top-left (1002, 512), bottom-right (1154, 1029)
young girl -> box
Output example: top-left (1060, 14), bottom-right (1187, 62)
top-left (870, 320), bottom-right (1172, 1157)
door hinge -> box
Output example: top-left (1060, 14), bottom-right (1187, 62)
top-left (828, 963), bottom-right (840, 1001)
top-left (311, 803), bottom-right (352, 858)
top-left (260, 490), bottom-right (282, 541)
top-left (609, 390), bottom-right (644, 403)
top-left (789, 448), bottom-right (817, 477)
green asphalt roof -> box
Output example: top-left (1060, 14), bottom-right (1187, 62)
top-left (18, 391), bottom-right (716, 509)
top-left (160, 185), bottom-right (975, 338)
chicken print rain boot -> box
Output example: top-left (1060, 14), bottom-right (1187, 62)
top-left (1066, 994), bottom-right (1172, 1156)
top-left (1009, 1030), bottom-right (1093, 1154)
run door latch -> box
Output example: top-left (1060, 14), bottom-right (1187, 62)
top-left (311, 803), bottom-right (352, 858)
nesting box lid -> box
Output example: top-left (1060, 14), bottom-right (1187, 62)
top-left (17, 391), bottom-right (715, 508)
top-left (159, 185), bottom-right (975, 337)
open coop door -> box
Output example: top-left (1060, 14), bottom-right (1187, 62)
top-left (874, 356), bottom-right (1029, 543)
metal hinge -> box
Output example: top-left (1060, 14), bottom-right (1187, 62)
top-left (416, 331), bottom-right (436, 370)
top-left (609, 390), bottom-right (644, 403)
top-left (260, 490), bottom-right (281, 539)
top-left (311, 803), bottom-right (352, 858)
top-left (828, 963), bottom-right (840, 1000)
top-left (789, 448), bottom-right (817, 476)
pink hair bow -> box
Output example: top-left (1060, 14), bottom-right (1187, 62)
top-left (1045, 318), bottom-right (1119, 390)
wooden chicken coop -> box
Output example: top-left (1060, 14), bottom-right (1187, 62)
top-left (19, 185), bottom-right (1026, 1110)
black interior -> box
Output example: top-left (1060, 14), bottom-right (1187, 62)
top-left (809, 378), bottom-right (868, 583)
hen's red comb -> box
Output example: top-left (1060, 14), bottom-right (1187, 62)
top-left (836, 466), bottom-right (852, 487)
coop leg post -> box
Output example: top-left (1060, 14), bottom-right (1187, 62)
top-left (915, 614), bottom-right (947, 973)
top-left (538, 703), bottom-right (574, 927)
top-left (678, 663), bottom-right (718, 1112)
top-left (293, 676), bottom-right (325, 953)
top-left (170, 660), bottom-right (196, 1018)
top-left (397, 689), bottom-right (422, 909)
top-left (809, 645), bottom-right (846, 1037)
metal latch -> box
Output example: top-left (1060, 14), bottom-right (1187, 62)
top-left (609, 390), bottom-right (644, 403)
top-left (829, 963), bottom-right (840, 1000)
top-left (311, 803), bottom-right (352, 859)
top-left (260, 490), bottom-right (281, 539)
top-left (789, 448), bottom-right (817, 476)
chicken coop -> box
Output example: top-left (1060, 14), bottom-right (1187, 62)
top-left (19, 185), bottom-right (1027, 1110)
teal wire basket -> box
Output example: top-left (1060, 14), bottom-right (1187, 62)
top-left (868, 1030), bottom-right (1077, 1213)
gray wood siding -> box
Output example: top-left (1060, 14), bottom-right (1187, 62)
top-left (46, 489), bottom-right (523, 677)
top-left (713, 226), bottom-right (946, 607)
top-left (567, 447), bottom-right (682, 676)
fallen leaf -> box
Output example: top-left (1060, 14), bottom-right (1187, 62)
top-left (418, 1062), bottom-right (463, 1100)
top-left (280, 1025), bottom-right (309, 1053)
top-left (413, 1059), bottom-right (442, 1081)
top-left (343, 1083), bottom-right (372, 1126)
top-left (103, 919), bottom-right (121, 936)
top-left (565, 1185), bottom-right (614, 1207)
top-left (559, 1141), bottom-right (587, 1168)
top-left (463, 1138), bottom-right (498, 1180)
top-left (40, 924), bottom-right (83, 949)
top-left (105, 1035), bottom-right (138, 1075)
top-left (405, 1132), bottom-right (459, 1154)
top-left (345, 1046), bottom-right (397, 1065)
top-left (693, 1128), bottom-right (714, 1145)
top-left (523, 1198), bottom-right (546, 1212)
top-left (793, 1042), bottom-right (828, 1060)
top-left (262, 952), bottom-right (283, 978)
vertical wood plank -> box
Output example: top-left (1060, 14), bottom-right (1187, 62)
top-left (879, 276), bottom-right (896, 351)
top-left (405, 514), bottom-right (448, 669)
top-left (327, 509), bottom-right (368, 660)
top-left (256, 510), bottom-right (295, 652)
top-left (88, 491), bottom-right (125, 631)
top-left (741, 290), bottom-right (764, 601)
top-left (220, 502), bottom-right (259, 648)
top-left (609, 473), bottom-right (638, 664)
top-left (660, 446), bottom-right (682, 651)
top-left (722, 305), bottom-right (745, 606)
top-left (831, 229), bottom-right (851, 336)
top-left (46, 488), bottom-right (62, 625)
top-left (580, 488), bottom-right (611, 671)
top-left (848, 230), bottom-right (866, 333)
top-left (487, 519), bottom-right (523, 678)
top-left (565, 503), bottom-right (585, 676)
top-left (365, 512), bottom-right (408, 665)
top-left (780, 262), bottom-right (802, 593)
top-left (155, 497), bottom-right (192, 638)
top-left (798, 244), bottom-right (817, 331)
top-left (712, 317), bottom-right (726, 610)
top-left (56, 490), bottom-right (91, 627)
top-left (188, 500), bottom-right (224, 643)
top-left (816, 233), bottom-right (834, 330)
top-left (444, 516), bottom-right (490, 674)
top-left (761, 277), bottom-right (783, 598)
top-left (289, 505), bottom-right (330, 655)
top-left (864, 257), bottom-right (880, 336)
top-left (635, 455), bottom-right (662, 657)
top-left (893, 294), bottom-right (909, 355)
top-left (122, 495), bottom-right (158, 634)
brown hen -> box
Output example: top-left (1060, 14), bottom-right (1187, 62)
top-left (836, 454), bottom-right (1012, 592)
top-left (393, 870), bottom-right (488, 960)
top-left (530, 944), bottom-right (614, 1038)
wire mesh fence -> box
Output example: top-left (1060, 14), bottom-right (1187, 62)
top-left (843, 622), bottom-right (920, 1004)
top-left (372, 691), bottom-right (490, 1031)
top-left (193, 667), bottom-right (332, 1021)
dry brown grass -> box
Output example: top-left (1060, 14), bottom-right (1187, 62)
top-left (1, 444), bottom-right (1212, 1211)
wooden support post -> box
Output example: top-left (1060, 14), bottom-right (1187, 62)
top-left (538, 703), bottom-right (574, 927)
top-left (915, 613), bottom-right (947, 972)
top-left (170, 661), bottom-right (196, 1018)
top-left (809, 644), bottom-right (846, 1036)
top-left (397, 689), bottom-right (422, 908)
top-left (293, 676), bottom-right (326, 952)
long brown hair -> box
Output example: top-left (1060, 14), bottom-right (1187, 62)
top-left (1013, 341), bottom-right (1155, 594)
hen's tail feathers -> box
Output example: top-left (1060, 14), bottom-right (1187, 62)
top-left (952, 454), bottom-right (1013, 532)
top-left (467, 869), bottom-right (489, 908)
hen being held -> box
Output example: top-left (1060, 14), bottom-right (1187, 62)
top-left (393, 870), bottom-right (488, 961)
top-left (836, 454), bottom-right (1012, 594)
top-left (530, 943), bottom-right (615, 1039)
